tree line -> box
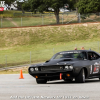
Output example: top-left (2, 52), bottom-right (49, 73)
top-left (0, 0), bottom-right (100, 24)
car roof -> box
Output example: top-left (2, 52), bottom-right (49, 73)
top-left (57, 50), bottom-right (98, 54)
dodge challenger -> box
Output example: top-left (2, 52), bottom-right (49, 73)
top-left (28, 50), bottom-right (100, 84)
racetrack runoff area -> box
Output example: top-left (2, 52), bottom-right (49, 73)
top-left (0, 22), bottom-right (100, 68)
top-left (0, 74), bottom-right (100, 100)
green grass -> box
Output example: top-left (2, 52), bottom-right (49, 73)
top-left (12, 16), bottom-right (57, 26)
top-left (1, 18), bottom-right (14, 27)
top-left (0, 40), bottom-right (100, 68)
top-left (1, 23), bottom-right (100, 47)
top-left (0, 23), bottom-right (100, 67)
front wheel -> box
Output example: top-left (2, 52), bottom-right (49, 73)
top-left (36, 79), bottom-right (47, 84)
top-left (75, 69), bottom-right (85, 83)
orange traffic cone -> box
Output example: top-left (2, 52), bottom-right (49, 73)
top-left (19, 70), bottom-right (24, 79)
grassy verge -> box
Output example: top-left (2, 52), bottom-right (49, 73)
top-left (0, 23), bottom-right (100, 68)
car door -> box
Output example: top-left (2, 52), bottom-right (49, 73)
top-left (88, 51), bottom-right (100, 77)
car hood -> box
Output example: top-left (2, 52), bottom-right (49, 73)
top-left (30, 58), bottom-right (76, 67)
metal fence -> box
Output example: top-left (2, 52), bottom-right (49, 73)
top-left (0, 12), bottom-right (100, 28)
top-left (0, 41), bottom-right (100, 68)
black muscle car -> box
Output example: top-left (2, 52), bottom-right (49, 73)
top-left (28, 50), bottom-right (100, 84)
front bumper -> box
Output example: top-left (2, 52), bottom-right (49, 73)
top-left (29, 70), bottom-right (77, 80)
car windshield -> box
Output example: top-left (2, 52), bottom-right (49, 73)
top-left (53, 51), bottom-right (87, 60)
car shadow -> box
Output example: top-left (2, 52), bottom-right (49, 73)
top-left (85, 79), bottom-right (100, 83)
top-left (47, 79), bottom-right (100, 84)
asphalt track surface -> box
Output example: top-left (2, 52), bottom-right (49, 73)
top-left (0, 74), bottom-right (100, 100)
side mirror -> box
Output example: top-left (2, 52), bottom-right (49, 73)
top-left (45, 60), bottom-right (50, 63)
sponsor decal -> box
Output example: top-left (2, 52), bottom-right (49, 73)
top-left (60, 51), bottom-right (80, 54)
top-left (0, 7), bottom-right (4, 11)
top-left (0, 1), bottom-right (5, 11)
top-left (93, 62), bottom-right (99, 74)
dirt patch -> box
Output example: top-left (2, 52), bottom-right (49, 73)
top-left (6, 18), bottom-right (19, 27)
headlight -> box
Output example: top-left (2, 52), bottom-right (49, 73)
top-left (35, 67), bottom-right (39, 71)
top-left (65, 65), bottom-right (73, 70)
top-left (69, 65), bottom-right (73, 70)
top-left (65, 66), bottom-right (69, 70)
top-left (30, 68), bottom-right (34, 72)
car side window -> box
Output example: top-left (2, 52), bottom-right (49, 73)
top-left (54, 54), bottom-right (63, 59)
top-left (88, 52), bottom-right (100, 60)
top-left (92, 52), bottom-right (100, 60)
top-left (81, 52), bottom-right (87, 60)
top-left (88, 52), bottom-right (92, 60)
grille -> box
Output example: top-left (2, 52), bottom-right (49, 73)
top-left (41, 66), bottom-right (64, 71)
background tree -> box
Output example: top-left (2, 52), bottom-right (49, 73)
top-left (23, 0), bottom-right (47, 14)
top-left (43, 0), bottom-right (70, 24)
top-left (23, 0), bottom-right (70, 24)
top-left (69, 0), bottom-right (81, 22)
top-left (13, 0), bottom-right (26, 13)
top-left (22, 1), bottom-right (31, 12)
top-left (77, 0), bottom-right (100, 14)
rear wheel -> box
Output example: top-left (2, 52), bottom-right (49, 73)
top-left (75, 68), bottom-right (85, 83)
top-left (36, 79), bottom-right (47, 84)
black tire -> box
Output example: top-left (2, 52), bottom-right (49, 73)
top-left (36, 79), bottom-right (47, 84)
top-left (75, 68), bottom-right (85, 83)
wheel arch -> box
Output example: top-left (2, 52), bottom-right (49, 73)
top-left (83, 67), bottom-right (88, 78)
